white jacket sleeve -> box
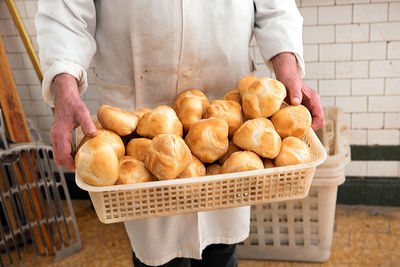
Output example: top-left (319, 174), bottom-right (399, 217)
top-left (35, 0), bottom-right (96, 107)
top-left (253, 0), bottom-right (305, 77)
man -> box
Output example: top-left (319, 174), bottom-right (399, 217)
top-left (36, 1), bottom-right (324, 266)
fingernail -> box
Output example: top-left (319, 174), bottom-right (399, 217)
top-left (88, 130), bottom-right (97, 136)
top-left (292, 97), bottom-right (300, 104)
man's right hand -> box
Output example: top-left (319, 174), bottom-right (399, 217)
top-left (51, 73), bottom-right (97, 171)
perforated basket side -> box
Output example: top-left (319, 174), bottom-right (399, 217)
top-left (78, 129), bottom-right (326, 223)
top-left (316, 119), bottom-right (335, 156)
top-left (317, 107), bottom-right (349, 170)
top-left (88, 191), bottom-right (108, 224)
top-left (90, 165), bottom-right (316, 223)
top-left (340, 123), bottom-right (351, 167)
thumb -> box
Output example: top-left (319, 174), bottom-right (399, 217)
top-left (285, 79), bottom-right (303, 106)
top-left (76, 106), bottom-right (97, 138)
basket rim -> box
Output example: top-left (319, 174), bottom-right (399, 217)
top-left (76, 129), bottom-right (327, 193)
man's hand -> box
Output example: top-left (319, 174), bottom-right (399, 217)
top-left (51, 73), bottom-right (97, 171)
top-left (271, 52), bottom-right (325, 130)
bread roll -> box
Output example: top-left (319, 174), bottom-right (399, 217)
top-left (116, 156), bottom-right (153, 184)
top-left (77, 129), bottom-right (125, 158)
top-left (206, 164), bottom-right (222, 175)
top-left (132, 108), bottom-right (152, 120)
top-left (233, 118), bottom-right (282, 159)
top-left (97, 104), bottom-right (138, 136)
top-left (219, 140), bottom-right (241, 165)
top-left (223, 89), bottom-right (241, 104)
top-left (238, 75), bottom-right (258, 95)
top-left (280, 101), bottom-right (290, 110)
top-left (173, 89), bottom-right (210, 132)
top-left (126, 138), bottom-right (152, 162)
top-left (95, 120), bottom-right (103, 129)
top-left (221, 151), bottom-right (264, 174)
top-left (241, 78), bottom-right (287, 119)
top-left (271, 105), bottom-right (312, 139)
top-left (145, 134), bottom-right (192, 180)
top-left (275, 137), bottom-right (312, 167)
top-left (177, 154), bottom-right (206, 178)
top-left (137, 105), bottom-right (183, 138)
top-left (75, 136), bottom-right (119, 186)
top-left (262, 158), bottom-right (275, 168)
top-left (184, 117), bottom-right (229, 163)
top-left (204, 100), bottom-right (244, 137)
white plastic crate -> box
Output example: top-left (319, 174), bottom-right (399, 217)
top-left (237, 106), bottom-right (349, 262)
top-left (317, 106), bottom-right (351, 169)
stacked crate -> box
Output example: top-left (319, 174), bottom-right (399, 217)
top-left (238, 106), bottom-right (350, 262)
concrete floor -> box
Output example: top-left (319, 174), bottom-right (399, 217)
top-left (3, 200), bottom-right (400, 267)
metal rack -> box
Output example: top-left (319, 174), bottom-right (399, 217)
top-left (0, 110), bottom-right (81, 265)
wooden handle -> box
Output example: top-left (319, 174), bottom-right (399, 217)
top-left (5, 0), bottom-right (43, 83)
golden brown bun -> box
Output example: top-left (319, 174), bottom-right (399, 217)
top-left (132, 108), bottom-right (152, 120)
top-left (173, 90), bottom-right (210, 132)
top-left (204, 100), bottom-right (244, 137)
top-left (271, 105), bottom-right (312, 139)
top-left (177, 154), bottom-right (206, 178)
top-left (116, 156), bottom-right (154, 184)
top-left (280, 101), bottom-right (290, 109)
top-left (184, 117), bottom-right (229, 163)
top-left (76, 136), bottom-right (90, 152)
top-left (77, 129), bottom-right (125, 158)
top-left (262, 158), bottom-right (275, 168)
top-left (75, 136), bottom-right (119, 186)
top-left (233, 118), bottom-right (282, 159)
top-left (97, 105), bottom-right (138, 136)
top-left (241, 78), bottom-right (287, 119)
top-left (223, 89), bottom-right (242, 104)
top-left (126, 138), bottom-right (152, 162)
top-left (145, 134), bottom-right (192, 180)
top-left (206, 164), bottom-right (222, 175)
top-left (219, 140), bottom-right (241, 165)
top-left (221, 151), bottom-right (264, 174)
top-left (238, 75), bottom-right (258, 95)
top-left (95, 120), bottom-right (103, 129)
top-left (137, 105), bottom-right (183, 138)
top-left (275, 137), bottom-right (312, 167)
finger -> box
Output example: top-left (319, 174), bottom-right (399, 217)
top-left (311, 113), bottom-right (325, 130)
top-left (75, 104), bottom-right (97, 138)
top-left (310, 99), bottom-right (325, 130)
top-left (57, 139), bottom-right (76, 171)
top-left (284, 78), bottom-right (303, 105)
top-left (302, 86), bottom-right (325, 130)
top-left (50, 127), bottom-right (75, 171)
top-left (51, 139), bottom-right (60, 165)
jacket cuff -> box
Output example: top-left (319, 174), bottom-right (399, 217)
top-left (264, 51), bottom-right (305, 79)
top-left (42, 61), bottom-right (88, 107)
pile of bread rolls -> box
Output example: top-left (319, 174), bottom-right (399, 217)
top-left (75, 76), bottom-right (313, 186)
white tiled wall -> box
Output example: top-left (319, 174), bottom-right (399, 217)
top-left (0, 0), bottom-right (399, 177)
top-left (0, 0), bottom-right (99, 146)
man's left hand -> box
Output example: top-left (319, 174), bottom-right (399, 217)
top-left (271, 52), bottom-right (325, 130)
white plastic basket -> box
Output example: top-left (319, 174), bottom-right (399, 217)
top-left (237, 106), bottom-right (349, 262)
top-left (76, 129), bottom-right (327, 224)
top-left (237, 169), bottom-right (345, 262)
top-left (316, 106), bottom-right (351, 169)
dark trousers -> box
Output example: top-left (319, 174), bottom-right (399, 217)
top-left (132, 243), bottom-right (238, 267)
